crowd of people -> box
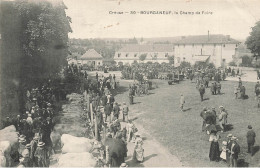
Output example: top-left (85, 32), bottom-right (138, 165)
top-left (188, 68), bottom-right (257, 167)
top-left (2, 83), bottom-right (60, 167)
top-left (82, 72), bottom-right (145, 167)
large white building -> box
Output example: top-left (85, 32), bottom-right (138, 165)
top-left (174, 34), bottom-right (240, 67)
top-left (114, 44), bottom-right (174, 65)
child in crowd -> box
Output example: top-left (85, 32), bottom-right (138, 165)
top-left (220, 141), bottom-right (227, 161)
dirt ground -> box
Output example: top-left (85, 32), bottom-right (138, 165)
top-left (92, 70), bottom-right (260, 167)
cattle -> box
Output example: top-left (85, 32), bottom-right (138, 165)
top-left (60, 134), bottom-right (93, 153)
top-left (0, 125), bottom-right (19, 167)
top-left (0, 141), bottom-right (12, 167)
top-left (0, 125), bottom-right (16, 134)
top-left (51, 131), bottom-right (61, 153)
top-left (0, 153), bottom-right (6, 167)
top-left (58, 152), bottom-right (96, 167)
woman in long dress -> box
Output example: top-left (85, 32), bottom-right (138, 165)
top-left (209, 131), bottom-right (220, 162)
top-left (132, 135), bottom-right (144, 162)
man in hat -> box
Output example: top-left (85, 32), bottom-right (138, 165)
top-left (42, 117), bottom-right (53, 155)
top-left (30, 135), bottom-right (40, 167)
top-left (240, 85), bottom-right (246, 99)
top-left (227, 136), bottom-right (240, 167)
top-left (198, 84), bottom-right (205, 101)
top-left (14, 115), bottom-right (22, 134)
top-left (238, 77), bottom-right (242, 88)
top-left (218, 106), bottom-right (228, 132)
top-left (180, 94), bottom-right (185, 112)
top-left (122, 102), bottom-right (129, 122)
top-left (109, 94), bottom-right (115, 108)
top-left (105, 103), bottom-right (112, 123)
top-left (226, 134), bottom-right (233, 167)
top-left (113, 102), bottom-right (120, 120)
top-left (255, 81), bottom-right (260, 96)
top-left (22, 144), bottom-right (32, 167)
top-left (246, 125), bottom-right (256, 156)
top-left (18, 137), bottom-right (27, 157)
top-left (34, 142), bottom-right (49, 167)
top-left (210, 82), bottom-right (216, 95)
top-left (200, 107), bottom-right (208, 132)
top-left (46, 103), bottom-right (54, 118)
top-left (216, 81), bottom-right (221, 95)
top-left (95, 107), bottom-right (104, 141)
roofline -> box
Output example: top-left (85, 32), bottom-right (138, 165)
top-left (174, 42), bottom-right (240, 45)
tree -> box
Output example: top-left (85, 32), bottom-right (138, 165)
top-left (139, 54), bottom-right (147, 62)
top-left (245, 20), bottom-right (260, 61)
top-left (1, 0), bottom-right (71, 115)
top-left (241, 55), bottom-right (253, 67)
top-left (180, 61), bottom-right (191, 68)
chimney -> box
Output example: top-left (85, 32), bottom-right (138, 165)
top-left (226, 35), bottom-right (230, 41)
top-left (208, 30), bottom-right (209, 41)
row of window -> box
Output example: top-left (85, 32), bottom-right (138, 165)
top-left (177, 44), bottom-right (239, 48)
top-left (117, 53), bottom-right (169, 58)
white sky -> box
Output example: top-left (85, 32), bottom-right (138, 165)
top-left (63, 0), bottom-right (260, 40)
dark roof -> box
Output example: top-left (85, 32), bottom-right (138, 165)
top-left (80, 49), bottom-right (103, 60)
top-left (117, 44), bottom-right (174, 52)
top-left (175, 34), bottom-right (240, 44)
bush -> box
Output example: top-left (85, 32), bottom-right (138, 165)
top-left (241, 55), bottom-right (253, 67)
top-left (229, 61), bottom-right (236, 66)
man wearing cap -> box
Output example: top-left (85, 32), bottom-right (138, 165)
top-left (246, 125), bottom-right (256, 156)
top-left (227, 136), bottom-right (240, 167)
top-left (34, 142), bottom-right (49, 167)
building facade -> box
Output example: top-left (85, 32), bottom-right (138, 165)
top-left (174, 34), bottom-right (240, 67)
top-left (67, 49), bottom-right (103, 68)
top-left (114, 44), bottom-right (174, 65)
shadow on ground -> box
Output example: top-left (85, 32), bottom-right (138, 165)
top-left (253, 145), bottom-right (260, 156)
top-left (238, 159), bottom-right (249, 167)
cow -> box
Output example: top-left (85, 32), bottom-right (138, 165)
top-left (58, 152), bottom-right (96, 167)
top-left (0, 141), bottom-right (12, 167)
top-left (50, 131), bottom-right (61, 153)
top-left (60, 134), bottom-right (93, 153)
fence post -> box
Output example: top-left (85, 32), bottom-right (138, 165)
top-left (95, 114), bottom-right (98, 141)
top-left (90, 103), bottom-right (94, 125)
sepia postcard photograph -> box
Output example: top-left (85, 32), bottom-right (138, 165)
top-left (0, 0), bottom-right (260, 167)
